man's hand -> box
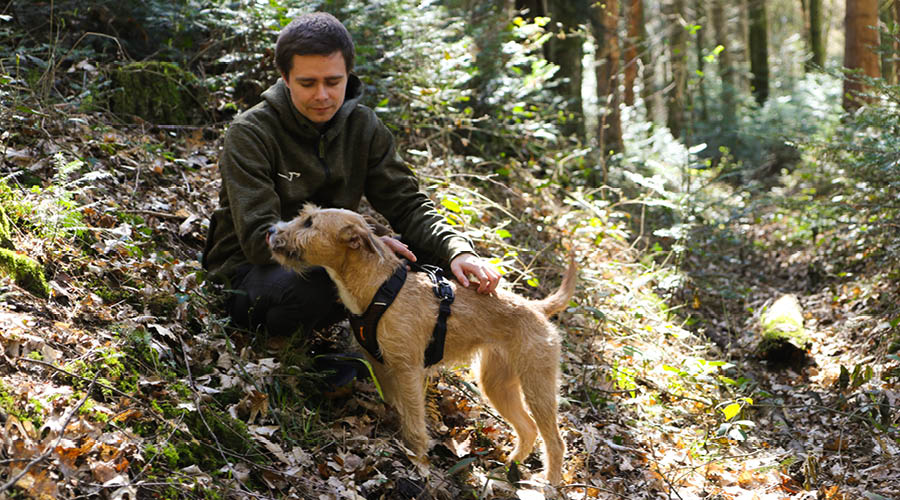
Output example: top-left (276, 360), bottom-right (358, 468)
top-left (450, 253), bottom-right (501, 294)
top-left (380, 236), bottom-right (417, 262)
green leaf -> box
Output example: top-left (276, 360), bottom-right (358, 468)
top-left (447, 456), bottom-right (477, 476)
top-left (495, 229), bottom-right (511, 239)
top-left (721, 403), bottom-right (741, 421)
top-left (526, 277), bottom-right (539, 287)
top-left (441, 198), bottom-right (461, 213)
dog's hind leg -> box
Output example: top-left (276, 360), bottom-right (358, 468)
top-left (478, 348), bottom-right (539, 464)
top-left (519, 356), bottom-right (565, 484)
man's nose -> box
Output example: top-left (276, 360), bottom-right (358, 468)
top-left (315, 84), bottom-right (328, 99)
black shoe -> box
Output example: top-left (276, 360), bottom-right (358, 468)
top-left (313, 352), bottom-right (365, 391)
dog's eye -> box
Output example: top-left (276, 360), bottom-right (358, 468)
top-left (302, 217), bottom-right (312, 228)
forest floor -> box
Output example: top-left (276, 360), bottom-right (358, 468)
top-left (2, 100), bottom-right (899, 500)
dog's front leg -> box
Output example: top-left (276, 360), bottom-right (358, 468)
top-left (387, 365), bottom-right (430, 462)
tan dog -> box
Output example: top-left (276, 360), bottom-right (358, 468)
top-left (267, 204), bottom-right (575, 484)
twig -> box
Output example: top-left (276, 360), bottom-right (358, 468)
top-left (0, 372), bottom-right (99, 494)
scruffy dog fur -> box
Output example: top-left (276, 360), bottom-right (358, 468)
top-left (267, 204), bottom-right (576, 484)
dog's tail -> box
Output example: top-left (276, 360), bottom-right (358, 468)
top-left (535, 254), bottom-right (577, 317)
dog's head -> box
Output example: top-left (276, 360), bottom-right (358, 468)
top-left (267, 203), bottom-right (387, 272)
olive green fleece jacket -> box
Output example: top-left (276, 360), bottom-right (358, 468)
top-left (202, 75), bottom-right (475, 281)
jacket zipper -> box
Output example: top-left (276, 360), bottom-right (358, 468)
top-left (318, 133), bottom-right (331, 182)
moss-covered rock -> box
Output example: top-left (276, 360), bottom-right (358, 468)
top-left (0, 248), bottom-right (50, 298)
top-left (108, 61), bottom-right (207, 124)
top-left (758, 294), bottom-right (810, 367)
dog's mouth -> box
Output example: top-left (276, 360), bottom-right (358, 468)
top-left (266, 228), bottom-right (303, 261)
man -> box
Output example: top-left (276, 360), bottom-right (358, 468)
top-left (202, 12), bottom-right (500, 343)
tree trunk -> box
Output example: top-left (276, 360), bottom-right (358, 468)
top-left (747, 0), bottom-right (769, 105)
top-left (623, 0), bottom-right (643, 106)
top-left (640, 1), bottom-right (658, 124)
top-left (545, 0), bottom-right (587, 140)
top-left (694, 0), bottom-right (708, 122)
top-left (806, 0), bottom-right (825, 70)
top-left (592, 0), bottom-right (624, 160)
top-left (843, 0), bottom-right (880, 112)
top-left (895, 0), bottom-right (900, 85)
top-left (880, 2), bottom-right (895, 85)
top-left (711, 0), bottom-right (736, 128)
top-left (666, 0), bottom-right (687, 139)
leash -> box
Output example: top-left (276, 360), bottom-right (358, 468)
top-left (349, 261), bottom-right (454, 367)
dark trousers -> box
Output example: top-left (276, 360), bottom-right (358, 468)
top-left (225, 264), bottom-right (347, 337)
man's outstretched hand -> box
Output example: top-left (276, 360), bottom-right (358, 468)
top-left (380, 239), bottom-right (500, 294)
top-left (380, 236), bottom-right (417, 262)
top-left (450, 253), bottom-right (501, 294)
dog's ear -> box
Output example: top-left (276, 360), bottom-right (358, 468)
top-left (362, 215), bottom-right (393, 237)
top-left (341, 224), bottom-right (386, 260)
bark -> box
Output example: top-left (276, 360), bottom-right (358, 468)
top-left (640, 1), bottom-right (658, 124)
top-left (895, 0), bottom-right (900, 85)
top-left (545, 0), bottom-right (587, 139)
top-left (880, 2), bottom-right (895, 85)
top-left (747, 0), bottom-right (769, 105)
top-left (623, 0), bottom-right (643, 106)
top-left (694, 0), bottom-right (708, 121)
top-left (666, 0), bottom-right (687, 139)
top-left (592, 0), bottom-right (624, 159)
top-left (711, 0), bottom-right (736, 127)
top-left (806, 0), bottom-right (825, 70)
top-left (843, 0), bottom-right (880, 112)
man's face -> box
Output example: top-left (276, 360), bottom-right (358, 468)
top-left (282, 51), bottom-right (348, 125)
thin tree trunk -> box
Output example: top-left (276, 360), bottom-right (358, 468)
top-left (592, 0), bottom-right (623, 158)
top-left (711, 0), bottom-right (736, 128)
top-left (880, 2), bottom-right (896, 85)
top-left (747, 0), bottom-right (769, 105)
top-left (694, 0), bottom-right (708, 121)
top-left (666, 0), bottom-right (687, 139)
top-left (545, 0), bottom-right (587, 140)
top-left (623, 0), bottom-right (643, 106)
top-left (807, 0), bottom-right (825, 70)
top-left (843, 0), bottom-right (881, 112)
top-left (895, 0), bottom-right (900, 84)
top-left (640, 1), bottom-right (658, 124)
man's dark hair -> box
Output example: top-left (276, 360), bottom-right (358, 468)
top-left (275, 12), bottom-right (355, 76)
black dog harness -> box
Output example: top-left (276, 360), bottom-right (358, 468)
top-left (349, 263), bottom-right (454, 367)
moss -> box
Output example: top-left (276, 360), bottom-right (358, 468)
top-left (108, 61), bottom-right (206, 125)
top-left (758, 295), bottom-right (809, 367)
top-left (0, 202), bottom-right (12, 249)
top-left (147, 292), bottom-right (179, 317)
top-left (0, 248), bottom-right (50, 298)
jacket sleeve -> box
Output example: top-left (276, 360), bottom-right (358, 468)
top-left (219, 122), bottom-right (282, 266)
top-left (363, 120), bottom-right (475, 266)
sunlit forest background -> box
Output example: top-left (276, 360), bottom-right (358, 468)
top-left (1, 0), bottom-right (899, 499)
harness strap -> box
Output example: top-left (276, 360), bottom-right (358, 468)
top-left (349, 264), bottom-right (407, 363)
top-left (417, 264), bottom-right (455, 367)
top-left (349, 262), bottom-right (455, 368)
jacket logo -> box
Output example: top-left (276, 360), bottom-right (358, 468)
top-left (278, 172), bottom-right (302, 181)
